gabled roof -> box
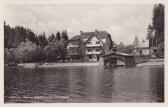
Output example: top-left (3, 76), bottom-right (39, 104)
top-left (69, 35), bottom-right (81, 41)
top-left (103, 52), bottom-right (133, 57)
top-left (68, 31), bottom-right (111, 44)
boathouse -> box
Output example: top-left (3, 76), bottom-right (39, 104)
top-left (103, 52), bottom-right (135, 67)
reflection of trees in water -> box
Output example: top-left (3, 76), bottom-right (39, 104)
top-left (4, 67), bottom-right (20, 102)
top-left (100, 68), bottom-right (114, 102)
top-left (32, 68), bottom-right (70, 97)
top-left (33, 68), bottom-right (46, 83)
top-left (5, 66), bottom-right (164, 103)
top-left (68, 67), bottom-right (114, 102)
top-left (84, 67), bottom-right (103, 102)
top-left (149, 66), bottom-right (164, 102)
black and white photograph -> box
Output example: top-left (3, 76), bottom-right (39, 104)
top-left (3, 1), bottom-right (164, 103)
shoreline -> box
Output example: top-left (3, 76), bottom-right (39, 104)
top-left (9, 58), bottom-right (164, 68)
top-left (17, 62), bottom-right (102, 68)
top-left (136, 59), bottom-right (164, 66)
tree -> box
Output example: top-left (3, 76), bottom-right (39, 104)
top-left (15, 39), bottom-right (42, 62)
top-left (43, 39), bottom-right (63, 62)
top-left (146, 4), bottom-right (164, 57)
top-left (146, 24), bottom-right (154, 47)
top-left (116, 42), bottom-right (134, 54)
top-left (26, 29), bottom-right (37, 43)
top-left (156, 42), bottom-right (164, 57)
top-left (61, 30), bottom-right (68, 41)
top-left (4, 23), bottom-right (37, 48)
top-left (48, 33), bottom-right (56, 42)
top-left (56, 31), bottom-right (61, 41)
top-left (37, 33), bottom-right (48, 48)
top-left (117, 42), bottom-right (125, 52)
top-left (152, 4), bottom-right (164, 46)
top-left (4, 23), bottom-right (14, 48)
top-left (124, 45), bottom-right (134, 54)
top-left (4, 48), bottom-right (17, 63)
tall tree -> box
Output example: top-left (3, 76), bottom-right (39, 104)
top-left (56, 31), bottom-right (61, 41)
top-left (61, 30), bottom-right (68, 41)
top-left (152, 4), bottom-right (164, 46)
top-left (146, 24), bottom-right (154, 47)
top-left (37, 33), bottom-right (48, 48)
top-left (48, 33), bottom-right (56, 42)
top-left (4, 23), bottom-right (37, 48)
top-left (4, 23), bottom-right (14, 48)
top-left (43, 39), bottom-right (62, 62)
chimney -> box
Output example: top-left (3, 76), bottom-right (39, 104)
top-left (80, 30), bottom-right (83, 34)
top-left (95, 29), bottom-right (98, 33)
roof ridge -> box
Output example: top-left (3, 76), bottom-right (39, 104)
top-left (69, 30), bottom-right (109, 41)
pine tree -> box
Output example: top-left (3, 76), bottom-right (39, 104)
top-left (61, 30), bottom-right (68, 41)
top-left (56, 31), bottom-right (61, 41)
top-left (146, 24), bottom-right (154, 47)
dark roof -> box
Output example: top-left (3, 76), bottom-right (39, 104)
top-left (103, 52), bottom-right (133, 57)
top-left (69, 35), bottom-right (81, 41)
top-left (69, 31), bottom-right (110, 43)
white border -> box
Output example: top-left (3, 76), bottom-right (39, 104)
top-left (0, 0), bottom-right (167, 107)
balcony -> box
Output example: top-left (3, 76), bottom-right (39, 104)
top-left (86, 51), bottom-right (101, 55)
top-left (86, 44), bottom-right (101, 47)
top-left (68, 45), bottom-right (79, 48)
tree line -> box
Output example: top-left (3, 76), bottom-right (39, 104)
top-left (4, 22), bottom-right (69, 63)
top-left (146, 4), bottom-right (164, 57)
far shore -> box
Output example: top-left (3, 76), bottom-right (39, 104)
top-left (16, 62), bottom-right (103, 68)
top-left (5, 58), bottom-right (164, 68)
top-left (136, 59), bottom-right (164, 66)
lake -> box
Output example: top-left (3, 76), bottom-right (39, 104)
top-left (4, 65), bottom-right (164, 103)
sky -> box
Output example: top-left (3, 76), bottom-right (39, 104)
top-left (5, 4), bottom-right (154, 45)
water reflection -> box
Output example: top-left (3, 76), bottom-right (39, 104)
top-left (4, 66), bottom-right (164, 103)
top-left (149, 67), bottom-right (164, 102)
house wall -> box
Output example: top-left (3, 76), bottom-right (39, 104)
top-left (67, 33), bottom-right (113, 62)
top-left (86, 36), bottom-right (103, 47)
top-left (133, 48), bottom-right (150, 56)
top-left (67, 40), bottom-right (84, 57)
top-left (85, 36), bottom-right (103, 61)
top-left (142, 49), bottom-right (149, 55)
top-left (67, 41), bottom-right (79, 49)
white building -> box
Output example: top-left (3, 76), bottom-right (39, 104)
top-left (67, 30), bottom-right (114, 61)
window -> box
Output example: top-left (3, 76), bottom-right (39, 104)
top-left (96, 41), bottom-right (100, 44)
top-left (88, 41), bottom-right (92, 44)
top-left (96, 49), bottom-right (100, 52)
top-left (88, 49), bottom-right (92, 52)
top-left (88, 55), bottom-right (92, 59)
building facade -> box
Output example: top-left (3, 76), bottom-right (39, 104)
top-left (133, 47), bottom-right (150, 56)
top-left (67, 30), bottom-right (113, 62)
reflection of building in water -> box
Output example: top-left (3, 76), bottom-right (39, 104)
top-left (112, 67), bottom-right (152, 102)
top-left (68, 68), bottom-right (87, 102)
top-left (68, 67), bottom-right (104, 102)
top-left (67, 29), bottom-right (114, 62)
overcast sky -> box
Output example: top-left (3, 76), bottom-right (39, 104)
top-left (5, 4), bottom-right (154, 45)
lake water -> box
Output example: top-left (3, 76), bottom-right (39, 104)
top-left (4, 65), bottom-right (164, 103)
